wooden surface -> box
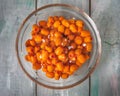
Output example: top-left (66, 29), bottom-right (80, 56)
top-left (0, 0), bottom-right (120, 96)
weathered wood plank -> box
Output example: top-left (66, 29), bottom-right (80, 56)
top-left (91, 0), bottom-right (120, 96)
top-left (0, 0), bottom-right (35, 96)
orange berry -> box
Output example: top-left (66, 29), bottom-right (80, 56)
top-left (47, 65), bottom-right (55, 72)
top-left (81, 30), bottom-right (91, 37)
top-left (45, 46), bottom-right (52, 52)
top-left (63, 65), bottom-right (70, 73)
top-left (68, 34), bottom-right (75, 41)
top-left (54, 72), bottom-right (60, 80)
top-left (46, 72), bottom-right (54, 78)
top-left (58, 54), bottom-right (67, 62)
top-left (53, 21), bottom-right (61, 28)
top-left (84, 36), bottom-right (92, 43)
top-left (62, 19), bottom-right (70, 27)
top-left (58, 25), bottom-right (65, 33)
top-left (76, 20), bottom-right (83, 27)
top-left (61, 73), bottom-right (69, 79)
top-left (56, 62), bottom-right (64, 71)
top-left (75, 48), bottom-right (82, 56)
top-left (32, 63), bottom-right (41, 70)
top-left (59, 16), bottom-right (64, 21)
top-left (70, 42), bottom-right (77, 49)
top-left (41, 28), bottom-right (49, 36)
top-left (55, 46), bottom-right (64, 55)
top-left (76, 60), bottom-right (83, 67)
top-left (70, 64), bottom-right (78, 72)
top-left (30, 56), bottom-right (37, 64)
top-left (65, 28), bottom-right (71, 35)
top-left (25, 54), bottom-right (31, 62)
top-left (32, 24), bottom-right (40, 33)
top-left (69, 24), bottom-right (77, 33)
top-left (39, 20), bottom-right (47, 27)
top-left (86, 43), bottom-right (92, 52)
top-left (54, 31), bottom-right (62, 37)
top-left (34, 35), bottom-right (42, 43)
top-left (77, 54), bottom-right (86, 64)
top-left (69, 19), bottom-right (75, 24)
top-left (42, 67), bottom-right (47, 72)
top-left (74, 36), bottom-right (83, 45)
top-left (29, 39), bottom-right (36, 46)
top-left (26, 46), bottom-right (33, 54)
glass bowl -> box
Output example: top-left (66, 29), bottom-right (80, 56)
top-left (16, 4), bottom-right (101, 89)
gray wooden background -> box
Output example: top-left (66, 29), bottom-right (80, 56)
top-left (0, 0), bottom-right (120, 96)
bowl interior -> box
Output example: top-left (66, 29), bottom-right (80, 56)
top-left (16, 4), bottom-right (101, 89)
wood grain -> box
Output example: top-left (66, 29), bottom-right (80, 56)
top-left (91, 0), bottom-right (120, 96)
top-left (0, 0), bottom-right (35, 96)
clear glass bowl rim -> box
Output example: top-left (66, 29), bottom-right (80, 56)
top-left (16, 3), bottom-right (102, 89)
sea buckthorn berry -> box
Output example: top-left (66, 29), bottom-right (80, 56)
top-left (62, 19), bottom-right (70, 27)
top-left (42, 67), bottom-right (47, 72)
top-left (84, 36), bottom-right (92, 43)
top-left (34, 46), bottom-right (40, 53)
top-left (59, 16), bottom-right (64, 21)
top-left (65, 28), bottom-right (71, 35)
top-left (26, 46), bottom-right (33, 54)
top-left (41, 28), bottom-right (49, 36)
top-left (63, 65), bottom-right (70, 73)
top-left (70, 64), bottom-right (78, 72)
top-left (54, 72), bottom-right (60, 80)
top-left (36, 52), bottom-right (41, 61)
top-left (75, 48), bottom-right (82, 56)
top-left (54, 31), bottom-right (62, 37)
top-left (47, 65), bottom-right (55, 72)
top-left (30, 56), bottom-right (37, 64)
top-left (76, 60), bottom-right (83, 67)
top-left (32, 63), bottom-right (41, 70)
top-left (61, 73), bottom-right (69, 79)
top-left (58, 25), bottom-right (65, 33)
top-left (48, 16), bottom-right (54, 23)
top-left (56, 62), bottom-right (64, 71)
top-left (32, 24), bottom-right (40, 33)
top-left (68, 50), bottom-right (76, 61)
top-left (76, 20), bottom-right (83, 27)
top-left (46, 72), bottom-right (54, 78)
top-left (74, 36), bottom-right (83, 45)
top-left (78, 27), bottom-right (82, 33)
top-left (81, 30), bottom-right (91, 37)
top-left (77, 54), bottom-right (86, 64)
top-left (69, 19), bottom-right (75, 24)
top-left (54, 16), bottom-right (59, 21)
top-left (25, 39), bottom-right (31, 47)
top-left (29, 39), bottom-right (36, 46)
top-left (54, 37), bottom-right (62, 46)
top-left (41, 50), bottom-right (48, 61)
top-left (34, 35), bottom-right (42, 43)
top-left (58, 54), bottom-right (67, 62)
top-left (68, 34), bottom-right (75, 41)
top-left (25, 55), bottom-right (31, 62)
top-left (39, 20), bottom-right (47, 27)
top-left (45, 46), bottom-right (52, 53)
top-left (51, 59), bottom-right (58, 65)
top-left (86, 43), bottom-right (92, 52)
top-left (70, 42), bottom-right (77, 49)
top-left (55, 46), bottom-right (64, 55)
top-left (53, 21), bottom-right (61, 28)
top-left (61, 38), bottom-right (68, 47)
top-left (40, 42), bottom-right (47, 49)
top-left (70, 24), bottom-right (77, 33)
top-left (49, 53), bottom-right (56, 59)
